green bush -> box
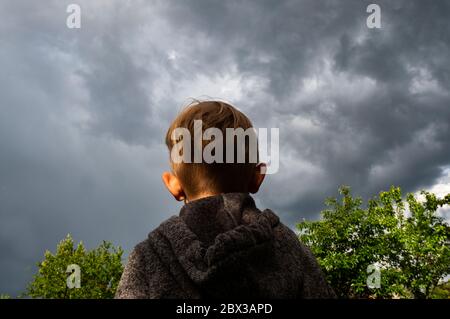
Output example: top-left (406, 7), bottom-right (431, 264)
top-left (297, 186), bottom-right (450, 299)
top-left (25, 234), bottom-right (124, 299)
top-left (431, 281), bottom-right (450, 299)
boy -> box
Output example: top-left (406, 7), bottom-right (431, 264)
top-left (115, 100), bottom-right (335, 298)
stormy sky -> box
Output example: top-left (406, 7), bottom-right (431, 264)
top-left (1, 0), bottom-right (450, 296)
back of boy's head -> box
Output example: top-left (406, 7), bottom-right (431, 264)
top-left (165, 100), bottom-right (258, 199)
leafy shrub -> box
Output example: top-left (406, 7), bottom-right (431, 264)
top-left (25, 234), bottom-right (123, 299)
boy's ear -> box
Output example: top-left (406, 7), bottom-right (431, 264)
top-left (161, 171), bottom-right (186, 201)
top-left (248, 163), bottom-right (266, 194)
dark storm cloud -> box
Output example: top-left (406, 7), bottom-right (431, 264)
top-left (1, 0), bottom-right (450, 295)
top-left (157, 0), bottom-right (450, 218)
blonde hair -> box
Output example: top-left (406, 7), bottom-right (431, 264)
top-left (165, 100), bottom-right (257, 198)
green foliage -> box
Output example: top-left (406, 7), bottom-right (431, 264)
top-left (25, 234), bottom-right (124, 299)
top-left (0, 294), bottom-right (11, 299)
top-left (297, 186), bottom-right (450, 299)
top-left (431, 281), bottom-right (450, 299)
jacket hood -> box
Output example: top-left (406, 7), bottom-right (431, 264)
top-left (151, 193), bottom-right (280, 286)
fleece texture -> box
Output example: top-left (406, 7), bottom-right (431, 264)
top-left (115, 193), bottom-right (336, 299)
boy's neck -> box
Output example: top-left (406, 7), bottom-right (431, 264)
top-left (185, 191), bottom-right (250, 204)
top-left (185, 192), bottom-right (218, 203)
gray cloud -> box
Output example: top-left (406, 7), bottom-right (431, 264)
top-left (1, 0), bottom-right (450, 296)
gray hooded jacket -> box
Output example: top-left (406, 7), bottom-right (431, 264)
top-left (115, 193), bottom-right (335, 299)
